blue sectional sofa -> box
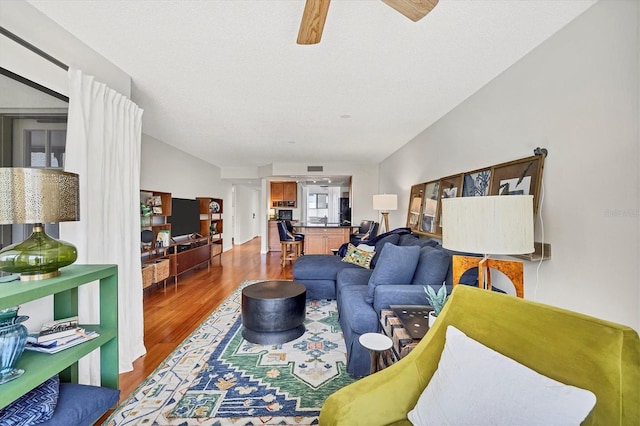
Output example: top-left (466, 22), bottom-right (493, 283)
top-left (294, 229), bottom-right (476, 377)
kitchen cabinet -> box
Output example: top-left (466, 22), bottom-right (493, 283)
top-left (270, 181), bottom-right (297, 208)
top-left (301, 227), bottom-right (350, 255)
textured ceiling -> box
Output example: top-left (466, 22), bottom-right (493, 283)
top-left (27, 0), bottom-right (596, 170)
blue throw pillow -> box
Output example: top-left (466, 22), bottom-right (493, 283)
top-left (40, 383), bottom-right (120, 426)
top-left (370, 234), bottom-right (401, 268)
top-left (366, 243), bottom-right (421, 304)
top-left (411, 246), bottom-right (451, 286)
top-left (0, 375), bottom-right (59, 426)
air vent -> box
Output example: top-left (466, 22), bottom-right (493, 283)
top-left (307, 166), bottom-right (323, 172)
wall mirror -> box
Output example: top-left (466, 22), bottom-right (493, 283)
top-left (0, 69), bottom-right (69, 261)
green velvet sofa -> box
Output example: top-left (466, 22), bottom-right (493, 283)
top-left (319, 285), bottom-right (639, 425)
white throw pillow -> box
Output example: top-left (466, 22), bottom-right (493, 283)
top-left (357, 244), bottom-right (375, 252)
top-left (407, 326), bottom-right (596, 426)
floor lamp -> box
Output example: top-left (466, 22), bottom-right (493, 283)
top-left (373, 194), bottom-right (397, 234)
top-left (441, 195), bottom-right (534, 298)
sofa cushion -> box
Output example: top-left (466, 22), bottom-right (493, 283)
top-left (370, 233), bottom-right (401, 268)
top-left (365, 243), bottom-right (421, 304)
top-left (411, 245), bottom-right (451, 286)
top-left (397, 233), bottom-right (419, 246)
top-left (408, 326), bottom-right (597, 426)
top-left (341, 243), bottom-right (375, 269)
top-left (0, 375), bottom-right (59, 425)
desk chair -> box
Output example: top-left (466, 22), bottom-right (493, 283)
top-left (350, 220), bottom-right (378, 245)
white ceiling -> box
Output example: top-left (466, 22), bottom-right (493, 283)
top-left (27, 0), bottom-right (596, 172)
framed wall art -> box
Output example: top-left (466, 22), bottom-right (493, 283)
top-left (462, 169), bottom-right (491, 197)
top-left (406, 151), bottom-right (546, 237)
top-left (406, 183), bottom-right (424, 232)
top-left (420, 180), bottom-right (440, 234)
top-left (436, 174), bottom-right (463, 233)
top-left (489, 155), bottom-right (544, 213)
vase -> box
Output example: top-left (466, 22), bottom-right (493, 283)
top-left (428, 311), bottom-right (437, 328)
top-left (0, 309), bottom-right (29, 384)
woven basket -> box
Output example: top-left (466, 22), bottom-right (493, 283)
top-left (211, 243), bottom-right (222, 257)
top-left (141, 264), bottom-right (154, 288)
top-left (153, 259), bottom-right (170, 282)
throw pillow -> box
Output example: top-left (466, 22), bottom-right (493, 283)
top-left (356, 244), bottom-right (375, 252)
top-left (411, 245), bottom-right (451, 286)
top-left (365, 243), bottom-right (421, 304)
top-left (341, 243), bottom-right (376, 269)
top-left (407, 326), bottom-right (597, 426)
top-left (0, 374), bottom-right (60, 426)
top-left (370, 233), bottom-right (400, 268)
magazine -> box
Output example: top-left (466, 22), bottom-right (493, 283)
top-left (26, 330), bottom-right (99, 354)
top-left (37, 316), bottom-right (80, 343)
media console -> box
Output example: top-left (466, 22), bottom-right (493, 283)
top-left (165, 236), bottom-right (211, 284)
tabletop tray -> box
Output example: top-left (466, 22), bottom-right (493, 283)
top-left (389, 305), bottom-right (433, 340)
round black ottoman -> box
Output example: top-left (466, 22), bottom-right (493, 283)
top-left (241, 280), bottom-right (306, 344)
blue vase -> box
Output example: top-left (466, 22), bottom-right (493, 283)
top-left (0, 309), bottom-right (29, 384)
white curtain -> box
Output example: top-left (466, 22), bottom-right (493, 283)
top-left (61, 68), bottom-right (146, 381)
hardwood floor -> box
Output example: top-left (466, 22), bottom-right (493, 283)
top-left (119, 237), bottom-right (292, 402)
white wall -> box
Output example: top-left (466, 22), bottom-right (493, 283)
top-left (233, 185), bottom-right (261, 245)
top-left (379, 0), bottom-right (639, 331)
top-left (141, 134), bottom-right (233, 251)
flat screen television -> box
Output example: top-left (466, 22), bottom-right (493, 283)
top-left (168, 198), bottom-right (200, 238)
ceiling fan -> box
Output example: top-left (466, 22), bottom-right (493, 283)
top-left (297, 0), bottom-right (439, 45)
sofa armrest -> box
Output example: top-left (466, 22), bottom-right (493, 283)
top-left (373, 285), bottom-right (428, 314)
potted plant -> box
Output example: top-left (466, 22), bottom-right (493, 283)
top-left (424, 283), bottom-right (448, 327)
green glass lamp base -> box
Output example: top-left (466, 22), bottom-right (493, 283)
top-left (0, 224), bottom-right (78, 281)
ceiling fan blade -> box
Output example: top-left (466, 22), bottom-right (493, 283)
top-left (382, 0), bottom-right (439, 22)
top-left (297, 0), bottom-right (331, 45)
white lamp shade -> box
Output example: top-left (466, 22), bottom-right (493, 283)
top-left (442, 195), bottom-right (534, 255)
top-left (373, 194), bottom-right (398, 212)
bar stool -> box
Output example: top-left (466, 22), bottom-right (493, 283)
top-left (277, 221), bottom-right (303, 267)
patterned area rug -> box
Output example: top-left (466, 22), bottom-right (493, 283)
top-left (105, 281), bottom-right (356, 425)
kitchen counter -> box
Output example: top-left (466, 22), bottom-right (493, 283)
top-left (296, 224), bottom-right (353, 228)
top-left (269, 221), bottom-right (354, 254)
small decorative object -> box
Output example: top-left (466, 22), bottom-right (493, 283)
top-left (0, 168), bottom-right (80, 281)
top-left (210, 222), bottom-right (218, 235)
top-left (152, 206), bottom-right (163, 215)
top-left (140, 203), bottom-right (152, 217)
top-left (424, 283), bottom-right (448, 327)
top-left (0, 306), bottom-right (29, 384)
top-left (209, 201), bottom-right (220, 213)
top-left (156, 230), bottom-right (170, 247)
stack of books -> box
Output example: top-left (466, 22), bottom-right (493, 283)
top-left (26, 316), bottom-right (99, 354)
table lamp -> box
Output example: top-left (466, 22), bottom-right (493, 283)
top-left (373, 194), bottom-right (397, 233)
top-left (0, 168), bottom-right (80, 281)
top-left (441, 195), bottom-right (533, 298)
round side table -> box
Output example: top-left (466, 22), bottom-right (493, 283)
top-left (359, 332), bottom-right (393, 375)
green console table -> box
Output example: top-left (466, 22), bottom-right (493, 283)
top-left (0, 264), bottom-right (118, 409)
